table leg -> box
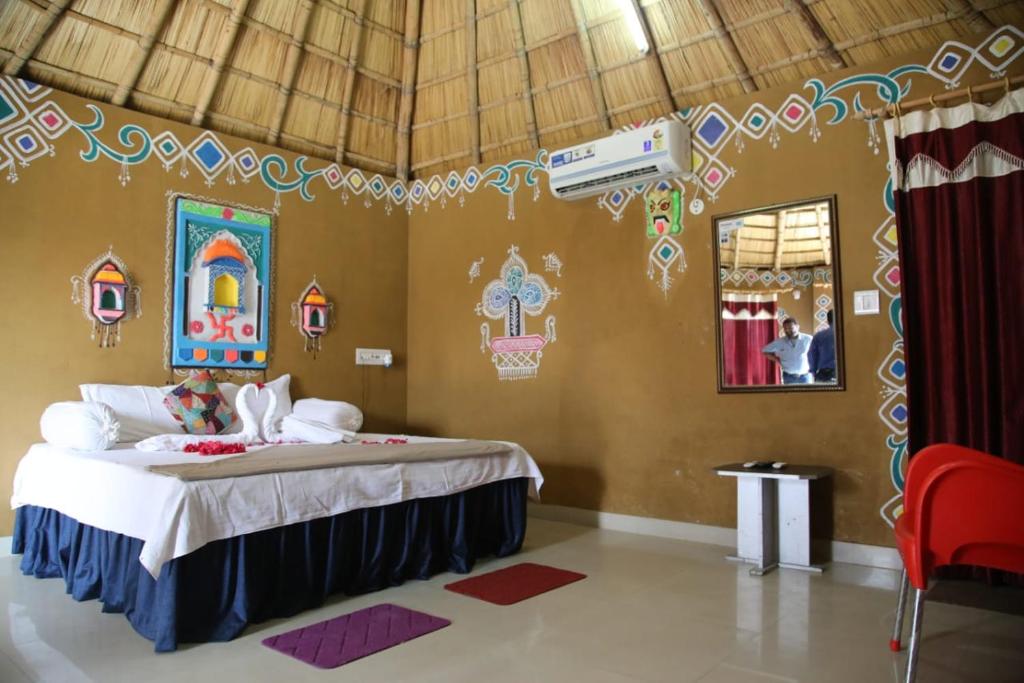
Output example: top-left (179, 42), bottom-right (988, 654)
top-left (777, 478), bottom-right (823, 572)
top-left (727, 477), bottom-right (778, 575)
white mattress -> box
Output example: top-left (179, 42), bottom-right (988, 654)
top-left (10, 434), bottom-right (543, 578)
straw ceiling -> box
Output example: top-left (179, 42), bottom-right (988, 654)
top-left (2, 0), bottom-right (1022, 180)
top-left (720, 201), bottom-right (832, 270)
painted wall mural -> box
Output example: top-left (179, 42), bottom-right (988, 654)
top-left (167, 196), bottom-right (273, 374)
top-left (1, 26), bottom-right (1021, 526)
top-left (475, 246), bottom-right (559, 381)
top-left (69, 247), bottom-right (142, 347)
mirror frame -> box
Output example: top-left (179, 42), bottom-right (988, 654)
top-left (711, 195), bottom-right (845, 394)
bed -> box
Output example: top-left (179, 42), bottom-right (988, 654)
top-left (10, 434), bottom-right (543, 652)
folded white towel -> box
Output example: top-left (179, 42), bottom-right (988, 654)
top-left (291, 398), bottom-right (363, 432)
top-left (279, 415), bottom-right (358, 445)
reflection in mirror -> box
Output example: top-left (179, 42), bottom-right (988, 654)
top-left (714, 196), bottom-right (843, 392)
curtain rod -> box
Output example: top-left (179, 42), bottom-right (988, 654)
top-left (853, 74), bottom-right (1024, 120)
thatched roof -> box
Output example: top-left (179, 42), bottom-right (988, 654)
top-left (2, 0), bottom-right (1021, 180)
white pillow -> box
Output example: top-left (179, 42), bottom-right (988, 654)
top-left (292, 398), bottom-right (363, 432)
top-left (235, 374), bottom-right (292, 441)
top-left (40, 401), bottom-right (119, 451)
top-left (79, 383), bottom-right (184, 442)
top-left (217, 382), bottom-right (243, 434)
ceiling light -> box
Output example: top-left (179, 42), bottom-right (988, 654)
top-left (615, 0), bottom-right (650, 55)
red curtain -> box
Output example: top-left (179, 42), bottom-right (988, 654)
top-left (889, 93), bottom-right (1024, 461)
top-left (888, 92), bottom-right (1024, 584)
top-left (722, 300), bottom-right (779, 385)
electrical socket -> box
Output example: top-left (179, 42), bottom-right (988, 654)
top-left (355, 348), bottom-right (393, 367)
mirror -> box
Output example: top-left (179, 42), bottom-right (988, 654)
top-left (712, 196), bottom-right (844, 393)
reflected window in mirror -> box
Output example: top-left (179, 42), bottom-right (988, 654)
top-left (713, 196), bottom-right (844, 393)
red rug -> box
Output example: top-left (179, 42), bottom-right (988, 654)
top-left (444, 562), bottom-right (586, 605)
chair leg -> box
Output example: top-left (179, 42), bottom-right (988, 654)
top-left (890, 568), bottom-right (909, 651)
top-left (904, 586), bottom-right (926, 683)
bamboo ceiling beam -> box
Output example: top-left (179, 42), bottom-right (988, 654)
top-left (832, 5), bottom-right (999, 54)
top-left (773, 211), bottom-right (788, 271)
top-left (4, 0), bottom-right (72, 77)
top-left (411, 148), bottom-right (472, 172)
top-left (466, 0), bottom-right (481, 165)
top-left (22, 59), bottom-right (116, 93)
top-left (538, 114), bottom-right (600, 135)
top-left (627, 0), bottom-right (675, 112)
top-left (527, 27), bottom-right (580, 52)
top-left (783, 0), bottom-right (847, 70)
top-left (315, 0), bottom-right (403, 40)
top-left (481, 132), bottom-right (529, 153)
top-left (957, 0), bottom-right (996, 32)
top-left (568, 0), bottom-right (611, 131)
top-left (396, 0), bottom-right (421, 180)
top-left (509, 0), bottom-right (539, 150)
top-left (343, 149), bottom-right (396, 174)
top-left (334, 0), bottom-right (368, 165)
top-left (194, 0), bottom-right (403, 42)
top-left (732, 227), bottom-right (742, 270)
top-left (697, 0), bottom-right (756, 93)
top-left (416, 69), bottom-right (464, 91)
top-left (191, 0), bottom-right (250, 126)
top-left (266, 0), bottom-right (316, 145)
top-left (656, 7), bottom-right (789, 56)
top-left (112, 0), bottom-right (177, 106)
top-left (419, 21), bottom-right (464, 43)
top-left (817, 205), bottom-right (831, 266)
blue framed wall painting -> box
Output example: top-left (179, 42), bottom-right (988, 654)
top-left (170, 197), bottom-right (273, 371)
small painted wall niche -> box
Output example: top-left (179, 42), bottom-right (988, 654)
top-left (70, 247), bottom-right (142, 348)
top-left (291, 277), bottom-right (334, 358)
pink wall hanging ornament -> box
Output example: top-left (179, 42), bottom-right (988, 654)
top-left (69, 246), bottom-right (142, 348)
top-left (290, 277), bottom-right (334, 358)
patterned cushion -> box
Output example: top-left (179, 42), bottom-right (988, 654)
top-left (163, 370), bottom-right (237, 435)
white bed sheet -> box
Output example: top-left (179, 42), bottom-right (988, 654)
top-left (10, 434), bottom-right (543, 579)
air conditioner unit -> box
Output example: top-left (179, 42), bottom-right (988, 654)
top-left (547, 120), bottom-right (690, 200)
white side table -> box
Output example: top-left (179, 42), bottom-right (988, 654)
top-left (714, 464), bottom-right (832, 576)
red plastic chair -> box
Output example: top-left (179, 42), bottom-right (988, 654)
top-left (890, 443), bottom-right (1024, 682)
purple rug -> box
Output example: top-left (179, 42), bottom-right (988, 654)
top-left (261, 603), bottom-right (451, 668)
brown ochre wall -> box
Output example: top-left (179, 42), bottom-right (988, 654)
top-left (0, 85), bottom-right (408, 534)
top-left (406, 36), bottom-right (1024, 548)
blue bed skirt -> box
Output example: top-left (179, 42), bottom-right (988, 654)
top-left (13, 477), bottom-right (528, 652)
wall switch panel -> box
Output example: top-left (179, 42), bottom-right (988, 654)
top-left (355, 348), bottom-right (393, 367)
top-left (853, 290), bottom-right (880, 315)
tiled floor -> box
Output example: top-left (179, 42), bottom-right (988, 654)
top-left (1, 519), bottom-right (1022, 682)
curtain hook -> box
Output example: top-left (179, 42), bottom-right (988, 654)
top-left (929, 94), bottom-right (937, 109)
top-left (967, 85), bottom-right (974, 103)
top-left (1005, 76), bottom-right (1012, 95)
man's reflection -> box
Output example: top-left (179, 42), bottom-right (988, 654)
top-left (809, 310), bottom-right (836, 383)
top-left (761, 317), bottom-right (813, 384)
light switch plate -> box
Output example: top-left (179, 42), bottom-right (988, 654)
top-left (355, 348), bottom-right (393, 367)
top-left (853, 290), bottom-right (880, 315)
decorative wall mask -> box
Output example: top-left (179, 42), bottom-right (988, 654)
top-left (644, 184), bottom-right (687, 295)
top-left (70, 247), bottom-right (141, 347)
top-left (475, 245), bottom-right (559, 381)
top-left (168, 196), bottom-right (273, 373)
top-left (645, 187), bottom-right (681, 237)
top-left (291, 277), bottom-right (334, 358)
